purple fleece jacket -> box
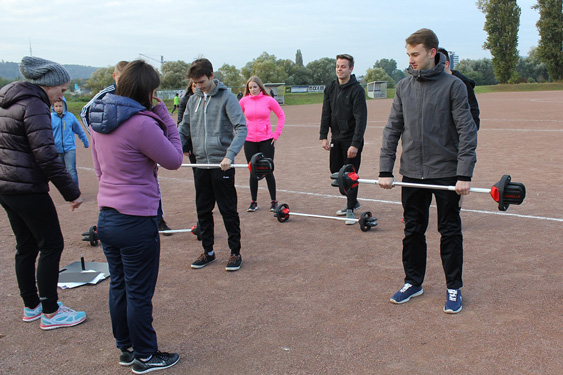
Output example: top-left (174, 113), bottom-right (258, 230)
top-left (91, 101), bottom-right (183, 216)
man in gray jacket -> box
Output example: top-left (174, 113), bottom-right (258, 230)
top-left (179, 58), bottom-right (247, 271)
top-left (378, 29), bottom-right (477, 314)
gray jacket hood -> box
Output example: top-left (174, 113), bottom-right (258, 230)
top-left (193, 79), bottom-right (228, 98)
top-left (407, 52), bottom-right (447, 81)
top-left (179, 79), bottom-right (247, 164)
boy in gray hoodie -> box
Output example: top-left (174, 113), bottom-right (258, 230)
top-left (179, 58), bottom-right (247, 271)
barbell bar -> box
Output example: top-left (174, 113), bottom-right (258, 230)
top-left (81, 224), bottom-right (198, 246)
top-left (180, 152), bottom-right (274, 180)
top-left (273, 203), bottom-right (377, 232)
top-left (159, 229), bottom-right (193, 234)
top-left (331, 164), bottom-right (526, 212)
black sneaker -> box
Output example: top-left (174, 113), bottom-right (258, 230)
top-left (191, 253), bottom-right (216, 269)
top-left (269, 200), bottom-right (278, 212)
top-left (225, 254), bottom-right (242, 271)
top-left (158, 219), bottom-right (173, 236)
top-left (132, 351), bottom-right (180, 374)
top-left (119, 349), bottom-right (135, 366)
top-left (247, 201), bottom-right (258, 212)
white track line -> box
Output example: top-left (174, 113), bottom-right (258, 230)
top-left (283, 123), bottom-right (563, 131)
top-left (79, 167), bottom-right (563, 223)
top-left (274, 188), bottom-right (563, 223)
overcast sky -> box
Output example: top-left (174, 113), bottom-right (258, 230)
top-left (1, 0), bottom-right (541, 77)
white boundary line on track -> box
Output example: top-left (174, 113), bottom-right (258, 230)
top-left (80, 167), bottom-right (563, 223)
top-left (283, 123), bottom-right (563, 131)
top-left (274, 188), bottom-right (563, 223)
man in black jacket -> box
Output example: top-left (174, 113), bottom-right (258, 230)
top-left (319, 54), bottom-right (367, 225)
top-left (438, 48), bottom-right (480, 130)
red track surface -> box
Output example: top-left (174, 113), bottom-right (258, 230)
top-left (1, 91), bottom-right (562, 374)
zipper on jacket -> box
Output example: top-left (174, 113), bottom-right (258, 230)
top-left (60, 118), bottom-right (66, 153)
top-left (203, 95), bottom-right (209, 162)
top-left (418, 82), bottom-right (424, 179)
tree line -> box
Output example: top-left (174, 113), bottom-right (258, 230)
top-left (478, 0), bottom-right (562, 83)
top-left (5, 1), bottom-right (559, 92)
top-left (83, 1), bottom-right (561, 92)
top-left (82, 48), bottom-right (554, 94)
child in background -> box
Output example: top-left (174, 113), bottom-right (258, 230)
top-left (51, 98), bottom-right (89, 187)
top-left (171, 92), bottom-right (179, 114)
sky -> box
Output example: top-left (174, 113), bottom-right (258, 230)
top-left (0, 0), bottom-right (542, 77)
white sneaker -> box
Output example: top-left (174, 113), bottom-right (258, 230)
top-left (336, 202), bottom-right (361, 216)
top-left (345, 209), bottom-right (356, 225)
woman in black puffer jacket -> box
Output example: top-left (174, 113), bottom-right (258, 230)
top-left (0, 56), bottom-right (86, 330)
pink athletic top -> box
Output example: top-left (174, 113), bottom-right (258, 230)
top-left (239, 92), bottom-right (285, 142)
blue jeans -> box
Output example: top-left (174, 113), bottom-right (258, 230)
top-left (97, 208), bottom-right (160, 358)
top-left (58, 150), bottom-right (78, 187)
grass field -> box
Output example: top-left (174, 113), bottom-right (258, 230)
top-left (475, 81), bottom-right (563, 93)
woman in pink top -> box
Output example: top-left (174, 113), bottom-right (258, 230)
top-left (239, 76), bottom-right (285, 212)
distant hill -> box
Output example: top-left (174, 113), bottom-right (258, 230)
top-left (0, 61), bottom-right (100, 80)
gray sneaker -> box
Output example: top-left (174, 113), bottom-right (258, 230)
top-left (336, 202), bottom-right (361, 216)
top-left (345, 209), bottom-right (356, 225)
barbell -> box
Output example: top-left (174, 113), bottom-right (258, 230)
top-left (180, 152), bottom-right (273, 180)
top-left (81, 226), bottom-right (99, 246)
top-left (273, 203), bottom-right (378, 232)
top-left (331, 164), bottom-right (526, 211)
top-left (81, 224), bottom-right (199, 246)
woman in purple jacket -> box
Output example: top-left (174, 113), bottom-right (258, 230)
top-left (89, 60), bottom-right (183, 373)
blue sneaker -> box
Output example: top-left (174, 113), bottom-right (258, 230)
top-left (444, 289), bottom-right (462, 314)
top-left (22, 301), bottom-right (62, 322)
top-left (390, 283), bottom-right (423, 304)
top-left (40, 304), bottom-right (87, 330)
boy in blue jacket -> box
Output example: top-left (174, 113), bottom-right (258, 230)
top-left (51, 98), bottom-right (89, 187)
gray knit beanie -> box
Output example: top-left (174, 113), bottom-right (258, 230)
top-left (19, 56), bottom-right (71, 87)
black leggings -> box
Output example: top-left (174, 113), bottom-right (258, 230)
top-left (244, 139), bottom-right (276, 202)
top-left (0, 193), bottom-right (64, 313)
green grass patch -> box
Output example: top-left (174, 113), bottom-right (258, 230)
top-left (64, 98), bottom-right (175, 117)
top-left (284, 92), bottom-right (394, 105)
top-left (475, 82), bottom-right (563, 94)
top-left (380, 82), bottom-right (563, 98)
top-left (66, 100), bottom-right (89, 115)
top-left (283, 92), bottom-right (324, 105)
top-left (65, 82), bottom-right (562, 114)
